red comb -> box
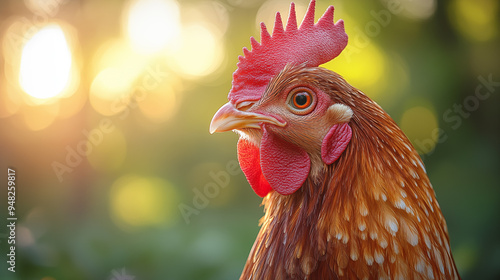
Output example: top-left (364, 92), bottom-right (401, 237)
top-left (228, 0), bottom-right (348, 104)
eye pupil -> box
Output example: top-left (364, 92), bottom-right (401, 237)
top-left (292, 92), bottom-right (311, 109)
top-left (295, 94), bottom-right (308, 106)
top-left (288, 88), bottom-right (315, 114)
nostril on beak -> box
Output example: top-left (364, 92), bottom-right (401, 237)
top-left (236, 101), bottom-right (256, 112)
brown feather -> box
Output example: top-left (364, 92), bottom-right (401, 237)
top-left (240, 66), bottom-right (460, 280)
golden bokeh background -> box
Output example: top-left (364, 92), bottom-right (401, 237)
top-left (0, 0), bottom-right (499, 279)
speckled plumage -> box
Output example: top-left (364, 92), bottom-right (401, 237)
top-left (209, 1), bottom-right (460, 278)
top-left (239, 66), bottom-right (460, 280)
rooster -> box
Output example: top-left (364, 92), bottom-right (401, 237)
top-left (210, 1), bottom-right (460, 279)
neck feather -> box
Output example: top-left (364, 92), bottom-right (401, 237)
top-left (240, 96), bottom-right (459, 280)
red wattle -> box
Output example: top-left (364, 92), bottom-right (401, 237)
top-left (237, 138), bottom-right (272, 197)
top-left (260, 126), bottom-right (310, 195)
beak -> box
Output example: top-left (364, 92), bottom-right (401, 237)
top-left (210, 102), bottom-right (285, 134)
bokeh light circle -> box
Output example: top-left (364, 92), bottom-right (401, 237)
top-left (110, 175), bottom-right (179, 228)
top-left (400, 105), bottom-right (439, 155)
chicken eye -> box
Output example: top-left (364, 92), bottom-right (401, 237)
top-left (287, 89), bottom-right (315, 114)
top-left (293, 92), bottom-right (311, 109)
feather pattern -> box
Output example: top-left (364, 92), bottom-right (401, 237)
top-left (239, 67), bottom-right (460, 280)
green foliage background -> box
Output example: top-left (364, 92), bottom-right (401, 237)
top-left (0, 0), bottom-right (499, 279)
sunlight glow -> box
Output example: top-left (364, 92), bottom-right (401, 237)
top-left (110, 175), bottom-right (178, 228)
top-left (323, 43), bottom-right (387, 98)
top-left (449, 0), bottom-right (498, 41)
top-left (171, 24), bottom-right (224, 78)
top-left (400, 105), bottom-right (439, 155)
top-left (90, 67), bottom-right (135, 102)
top-left (137, 84), bottom-right (178, 123)
top-left (89, 67), bottom-right (136, 116)
top-left (89, 39), bottom-right (149, 116)
top-left (22, 103), bottom-right (59, 131)
top-left (91, 38), bottom-right (148, 79)
top-left (0, 81), bottom-right (21, 118)
top-left (19, 25), bottom-right (72, 100)
top-left (125, 0), bottom-right (181, 54)
top-left (389, 0), bottom-right (437, 20)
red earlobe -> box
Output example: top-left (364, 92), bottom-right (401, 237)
top-left (321, 123), bottom-right (352, 165)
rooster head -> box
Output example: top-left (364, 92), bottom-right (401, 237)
top-left (210, 0), bottom-right (349, 197)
